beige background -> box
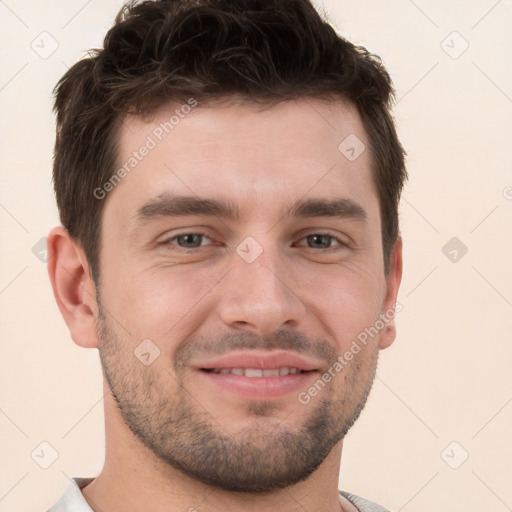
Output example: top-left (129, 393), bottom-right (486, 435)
top-left (1, 1), bottom-right (511, 511)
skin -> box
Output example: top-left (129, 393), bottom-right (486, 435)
top-left (48, 97), bottom-right (402, 512)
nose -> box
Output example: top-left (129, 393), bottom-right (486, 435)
top-left (217, 246), bottom-right (307, 335)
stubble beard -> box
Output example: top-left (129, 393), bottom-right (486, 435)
top-left (97, 311), bottom-right (379, 493)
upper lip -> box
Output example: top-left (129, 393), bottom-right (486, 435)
top-left (194, 351), bottom-right (321, 372)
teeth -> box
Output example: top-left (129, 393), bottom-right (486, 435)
top-left (245, 368), bottom-right (263, 378)
top-left (209, 367), bottom-right (303, 377)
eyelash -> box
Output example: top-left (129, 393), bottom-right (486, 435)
top-left (161, 232), bottom-right (348, 251)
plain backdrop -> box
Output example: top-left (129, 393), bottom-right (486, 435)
top-left (0, 1), bottom-right (511, 511)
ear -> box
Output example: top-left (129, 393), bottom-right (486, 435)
top-left (47, 226), bottom-right (99, 349)
top-left (379, 236), bottom-right (403, 350)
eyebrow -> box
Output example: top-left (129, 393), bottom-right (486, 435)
top-left (289, 198), bottom-right (367, 222)
top-left (134, 195), bottom-right (240, 223)
top-left (132, 194), bottom-right (367, 228)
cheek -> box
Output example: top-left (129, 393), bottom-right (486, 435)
top-left (105, 262), bottom-right (221, 342)
top-left (296, 262), bottom-right (384, 346)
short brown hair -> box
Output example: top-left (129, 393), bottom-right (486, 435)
top-left (53, 0), bottom-right (406, 284)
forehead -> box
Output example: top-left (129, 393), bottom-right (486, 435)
top-left (109, 97), bottom-right (377, 221)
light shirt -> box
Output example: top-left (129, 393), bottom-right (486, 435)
top-left (47, 477), bottom-right (391, 512)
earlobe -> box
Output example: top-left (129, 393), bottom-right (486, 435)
top-left (47, 226), bottom-right (99, 349)
top-left (379, 236), bottom-right (403, 350)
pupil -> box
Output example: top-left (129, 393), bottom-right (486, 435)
top-left (308, 235), bottom-right (330, 248)
top-left (180, 234), bottom-right (201, 247)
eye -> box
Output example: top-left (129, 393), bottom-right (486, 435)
top-left (297, 234), bottom-right (344, 249)
top-left (165, 233), bottom-right (213, 249)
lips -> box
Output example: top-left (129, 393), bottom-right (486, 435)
top-left (196, 350), bottom-right (320, 373)
top-left (194, 351), bottom-right (321, 400)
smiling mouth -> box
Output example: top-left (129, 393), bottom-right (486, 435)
top-left (197, 354), bottom-right (320, 399)
top-left (201, 367), bottom-right (313, 377)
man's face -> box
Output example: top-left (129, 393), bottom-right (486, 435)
top-left (95, 98), bottom-right (400, 492)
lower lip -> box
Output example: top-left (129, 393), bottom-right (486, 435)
top-left (198, 370), bottom-right (319, 400)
